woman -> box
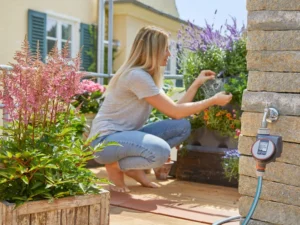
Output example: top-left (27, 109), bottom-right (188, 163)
top-left (89, 26), bottom-right (232, 192)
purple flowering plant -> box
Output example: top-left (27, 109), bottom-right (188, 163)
top-left (222, 149), bottom-right (240, 181)
top-left (177, 16), bottom-right (247, 102)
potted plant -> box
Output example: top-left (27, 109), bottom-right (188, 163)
top-left (0, 40), bottom-right (112, 224)
top-left (222, 149), bottom-right (240, 183)
top-left (71, 79), bottom-right (106, 129)
top-left (175, 17), bottom-right (247, 186)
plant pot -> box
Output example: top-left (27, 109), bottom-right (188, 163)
top-left (187, 127), bottom-right (238, 149)
top-left (84, 113), bottom-right (97, 131)
top-left (176, 146), bottom-right (238, 187)
top-left (0, 191), bottom-right (110, 225)
top-left (144, 169), bottom-right (152, 174)
top-left (154, 161), bottom-right (174, 180)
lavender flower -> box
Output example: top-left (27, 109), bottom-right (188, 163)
top-left (178, 17), bottom-right (245, 52)
top-left (223, 149), bottom-right (240, 159)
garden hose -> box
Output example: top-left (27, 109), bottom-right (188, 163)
top-left (212, 176), bottom-right (263, 225)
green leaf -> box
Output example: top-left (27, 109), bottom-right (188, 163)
top-left (6, 151), bottom-right (13, 158)
top-left (21, 176), bottom-right (29, 184)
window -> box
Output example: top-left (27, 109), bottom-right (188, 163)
top-left (28, 10), bottom-right (83, 63)
top-left (46, 18), bottom-right (74, 57)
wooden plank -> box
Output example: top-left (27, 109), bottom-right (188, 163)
top-left (17, 193), bottom-right (109, 215)
top-left (4, 205), bottom-right (14, 225)
top-left (45, 210), bottom-right (61, 225)
top-left (100, 194), bottom-right (110, 225)
top-left (0, 202), bottom-right (5, 225)
top-left (75, 206), bottom-right (89, 225)
top-left (61, 208), bottom-right (75, 225)
top-left (89, 204), bottom-right (101, 225)
top-left (31, 212), bottom-right (46, 225)
top-left (17, 215), bottom-right (30, 225)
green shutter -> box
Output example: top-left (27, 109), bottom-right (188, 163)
top-left (80, 23), bottom-right (93, 71)
top-left (28, 9), bottom-right (47, 61)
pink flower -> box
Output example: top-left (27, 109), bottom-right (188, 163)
top-left (79, 80), bottom-right (105, 94)
top-left (235, 129), bottom-right (241, 136)
top-left (0, 39), bottom-right (83, 123)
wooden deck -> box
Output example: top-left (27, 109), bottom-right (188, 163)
top-left (91, 167), bottom-right (240, 225)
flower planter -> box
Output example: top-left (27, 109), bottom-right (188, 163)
top-left (176, 146), bottom-right (238, 187)
top-left (84, 113), bottom-right (97, 131)
top-left (188, 127), bottom-right (238, 149)
top-left (176, 128), bottom-right (238, 187)
top-left (0, 191), bottom-right (110, 225)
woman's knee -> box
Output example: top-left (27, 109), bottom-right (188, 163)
top-left (180, 118), bottom-right (191, 132)
top-left (148, 139), bottom-right (170, 166)
top-left (176, 118), bottom-right (191, 139)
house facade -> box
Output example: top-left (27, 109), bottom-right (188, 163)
top-left (0, 0), bottom-right (185, 73)
top-left (0, 0), bottom-right (186, 127)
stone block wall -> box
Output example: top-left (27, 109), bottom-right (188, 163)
top-left (239, 1), bottom-right (300, 224)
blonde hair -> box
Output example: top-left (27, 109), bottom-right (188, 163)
top-left (106, 26), bottom-right (169, 94)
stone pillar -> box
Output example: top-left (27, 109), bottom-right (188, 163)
top-left (239, 1), bottom-right (300, 224)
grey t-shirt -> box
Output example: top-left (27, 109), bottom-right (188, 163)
top-left (88, 68), bottom-right (160, 139)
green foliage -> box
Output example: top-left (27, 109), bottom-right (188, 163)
top-left (179, 39), bottom-right (248, 103)
top-left (222, 157), bottom-right (239, 181)
top-left (0, 111), bottom-right (117, 206)
top-left (224, 73), bottom-right (248, 106)
top-left (86, 25), bottom-right (117, 84)
top-left (72, 89), bottom-right (104, 114)
top-left (224, 38), bottom-right (247, 77)
top-left (222, 150), bottom-right (240, 181)
top-left (180, 46), bottom-right (226, 101)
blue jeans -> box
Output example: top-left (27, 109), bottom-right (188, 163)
top-left (91, 119), bottom-right (191, 171)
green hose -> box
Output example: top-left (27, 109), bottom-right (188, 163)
top-left (212, 176), bottom-right (263, 225)
top-left (242, 176), bottom-right (263, 225)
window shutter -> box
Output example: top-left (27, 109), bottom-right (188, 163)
top-left (28, 10), bottom-right (47, 61)
top-left (80, 23), bottom-right (93, 71)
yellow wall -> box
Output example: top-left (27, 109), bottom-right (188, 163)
top-left (0, 0), bottom-right (98, 65)
top-left (113, 3), bottom-right (182, 70)
top-left (137, 0), bottom-right (179, 18)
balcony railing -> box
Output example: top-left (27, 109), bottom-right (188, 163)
top-left (0, 64), bottom-right (183, 111)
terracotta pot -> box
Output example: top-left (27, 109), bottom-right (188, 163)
top-left (154, 161), bottom-right (174, 180)
top-left (144, 169), bottom-right (152, 174)
top-left (84, 113), bottom-right (96, 130)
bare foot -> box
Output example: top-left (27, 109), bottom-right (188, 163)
top-left (105, 162), bottom-right (130, 193)
top-left (125, 169), bottom-right (161, 188)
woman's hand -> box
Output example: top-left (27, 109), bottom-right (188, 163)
top-left (192, 70), bottom-right (216, 88)
top-left (212, 91), bottom-right (233, 106)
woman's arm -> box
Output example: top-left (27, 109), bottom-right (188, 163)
top-left (177, 70), bottom-right (216, 104)
top-left (145, 91), bottom-right (232, 120)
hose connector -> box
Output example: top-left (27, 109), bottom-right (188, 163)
top-left (255, 161), bottom-right (266, 177)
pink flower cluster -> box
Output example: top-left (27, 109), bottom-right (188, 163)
top-left (0, 40), bottom-right (83, 124)
top-left (78, 80), bottom-right (105, 94)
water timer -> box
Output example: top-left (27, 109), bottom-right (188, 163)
top-left (251, 138), bottom-right (275, 161)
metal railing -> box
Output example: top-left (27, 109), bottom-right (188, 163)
top-left (0, 64), bottom-right (183, 110)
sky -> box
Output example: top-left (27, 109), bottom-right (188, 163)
top-left (175, 0), bottom-right (247, 30)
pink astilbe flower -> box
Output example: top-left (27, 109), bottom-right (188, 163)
top-left (0, 39), bottom-right (83, 128)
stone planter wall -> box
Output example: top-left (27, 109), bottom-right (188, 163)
top-left (240, 1), bottom-right (300, 224)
